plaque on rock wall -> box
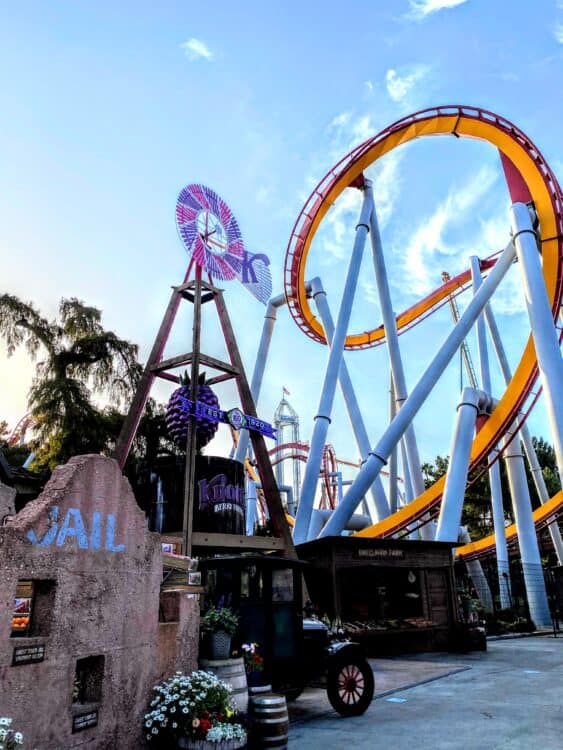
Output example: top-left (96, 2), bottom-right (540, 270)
top-left (72, 710), bottom-right (98, 733)
top-left (12, 643), bottom-right (46, 666)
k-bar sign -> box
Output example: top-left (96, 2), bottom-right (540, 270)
top-left (178, 396), bottom-right (276, 439)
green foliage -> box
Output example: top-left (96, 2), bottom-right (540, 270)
top-left (422, 435), bottom-right (561, 541)
top-left (200, 605), bottom-right (239, 635)
top-left (0, 294), bottom-right (141, 472)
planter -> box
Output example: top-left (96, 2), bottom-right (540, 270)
top-left (210, 631), bottom-right (232, 660)
top-left (177, 737), bottom-right (246, 750)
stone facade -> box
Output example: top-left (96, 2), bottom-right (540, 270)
top-left (0, 455), bottom-right (199, 749)
top-left (0, 479), bottom-right (16, 524)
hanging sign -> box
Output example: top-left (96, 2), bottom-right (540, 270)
top-left (178, 397), bottom-right (276, 439)
top-left (176, 184), bottom-right (272, 304)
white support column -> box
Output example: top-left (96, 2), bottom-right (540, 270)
top-left (235, 293), bottom-right (286, 464)
top-left (436, 388), bottom-right (487, 542)
top-left (294, 183), bottom-right (374, 544)
top-left (310, 277), bottom-right (389, 523)
top-left (503, 429), bottom-right (552, 627)
top-left (246, 479), bottom-right (257, 535)
top-left (389, 374), bottom-right (399, 514)
top-left (459, 527), bottom-right (494, 612)
top-left (470, 256), bottom-right (511, 608)
top-left (319, 239), bottom-right (516, 538)
top-left (484, 294), bottom-right (563, 564)
top-left (369, 206), bottom-right (425, 498)
top-left (511, 202), bottom-right (563, 484)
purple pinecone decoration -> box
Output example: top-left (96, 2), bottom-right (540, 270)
top-left (166, 371), bottom-right (219, 451)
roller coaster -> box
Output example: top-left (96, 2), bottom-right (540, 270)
top-left (240, 105), bottom-right (563, 628)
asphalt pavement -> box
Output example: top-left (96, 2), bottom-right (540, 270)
top-left (288, 635), bottom-right (563, 750)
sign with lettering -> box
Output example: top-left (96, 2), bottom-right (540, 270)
top-left (354, 548), bottom-right (405, 560)
top-left (12, 643), bottom-right (46, 666)
top-left (27, 507), bottom-right (125, 552)
top-left (177, 397), bottom-right (276, 439)
top-left (194, 456), bottom-right (246, 535)
top-left (72, 710), bottom-right (99, 733)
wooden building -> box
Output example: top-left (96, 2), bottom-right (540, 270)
top-left (297, 536), bottom-right (459, 655)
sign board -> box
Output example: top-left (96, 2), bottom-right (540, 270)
top-left (12, 643), bottom-right (46, 666)
top-left (354, 548), bottom-right (405, 560)
top-left (72, 710), bottom-right (99, 733)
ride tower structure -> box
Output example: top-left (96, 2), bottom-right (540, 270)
top-left (282, 105), bottom-right (563, 626)
top-left (273, 392), bottom-right (302, 511)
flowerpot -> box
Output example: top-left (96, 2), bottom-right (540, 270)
top-left (210, 630), bottom-right (232, 660)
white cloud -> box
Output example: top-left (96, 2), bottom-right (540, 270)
top-left (402, 165), bottom-right (501, 296)
top-left (364, 80), bottom-right (374, 93)
top-left (180, 38), bottom-right (214, 61)
top-left (554, 24), bottom-right (563, 44)
top-left (407, 0), bottom-right (468, 20)
top-left (385, 64), bottom-right (431, 103)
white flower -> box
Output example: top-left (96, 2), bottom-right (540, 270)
top-left (151, 727), bottom-right (158, 735)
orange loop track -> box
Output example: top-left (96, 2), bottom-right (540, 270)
top-left (283, 105), bottom-right (563, 559)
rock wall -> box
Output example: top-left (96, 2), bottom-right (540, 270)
top-left (0, 480), bottom-right (16, 524)
top-left (0, 455), bottom-right (199, 749)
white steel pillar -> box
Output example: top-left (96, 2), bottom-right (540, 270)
top-left (389, 374), bottom-right (399, 514)
top-left (470, 256), bottom-right (511, 608)
top-left (436, 388), bottom-right (487, 542)
top-left (246, 479), bottom-right (257, 535)
top-left (294, 183), bottom-right (374, 544)
top-left (310, 277), bottom-right (389, 523)
top-left (503, 430), bottom-right (552, 627)
top-left (458, 527), bottom-right (494, 612)
top-left (485, 270), bottom-right (563, 565)
top-left (235, 293), bottom-right (286, 464)
top-left (319, 239), bottom-right (516, 538)
top-left (369, 206), bottom-right (425, 499)
top-left (511, 202), bottom-right (563, 484)
top-left (484, 295), bottom-right (563, 565)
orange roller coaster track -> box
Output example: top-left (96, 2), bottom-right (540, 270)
top-left (283, 105), bottom-right (563, 560)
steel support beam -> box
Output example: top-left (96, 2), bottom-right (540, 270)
top-left (369, 206), bottom-right (425, 499)
top-left (310, 277), bottom-right (389, 523)
top-left (503, 430), bottom-right (552, 627)
top-left (511, 202), bottom-right (563, 485)
top-left (294, 183), bottom-right (374, 544)
top-left (470, 256), bottom-right (511, 608)
top-left (319, 239), bottom-right (516, 538)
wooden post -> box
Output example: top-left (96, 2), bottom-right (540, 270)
top-left (113, 261), bottom-right (193, 468)
top-left (182, 268), bottom-right (203, 558)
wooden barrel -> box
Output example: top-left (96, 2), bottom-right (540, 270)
top-left (199, 657), bottom-right (248, 714)
top-left (249, 693), bottom-right (289, 749)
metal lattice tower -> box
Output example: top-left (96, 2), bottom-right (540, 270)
top-left (273, 393), bottom-right (301, 508)
top-left (442, 271), bottom-right (478, 389)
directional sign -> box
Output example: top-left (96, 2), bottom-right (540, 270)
top-left (178, 396), bottom-right (276, 439)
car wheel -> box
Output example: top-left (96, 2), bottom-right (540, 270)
top-left (327, 656), bottom-right (374, 716)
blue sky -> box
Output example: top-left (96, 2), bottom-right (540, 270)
top-left (1, 0), bottom-right (563, 488)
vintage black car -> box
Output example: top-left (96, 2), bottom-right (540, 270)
top-left (199, 555), bottom-right (374, 716)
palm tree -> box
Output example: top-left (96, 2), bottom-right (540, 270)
top-left (0, 294), bottom-right (141, 470)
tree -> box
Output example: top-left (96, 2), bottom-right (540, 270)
top-left (0, 294), bottom-right (141, 471)
top-left (422, 434), bottom-right (562, 541)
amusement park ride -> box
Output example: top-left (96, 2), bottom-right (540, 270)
top-left (114, 105), bottom-right (563, 632)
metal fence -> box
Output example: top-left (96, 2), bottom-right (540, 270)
top-left (455, 558), bottom-right (561, 634)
